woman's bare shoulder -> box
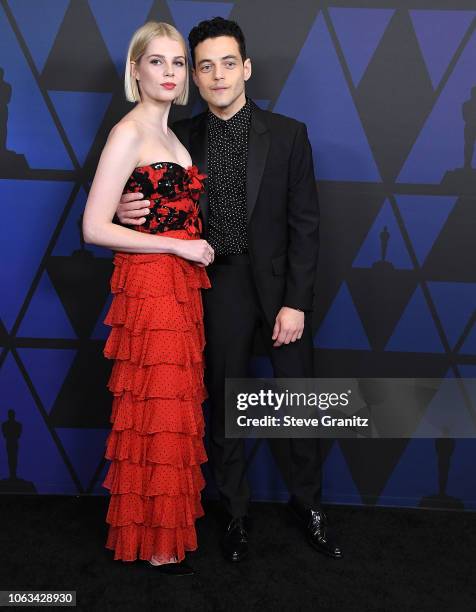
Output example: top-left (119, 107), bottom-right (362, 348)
top-left (109, 116), bottom-right (143, 141)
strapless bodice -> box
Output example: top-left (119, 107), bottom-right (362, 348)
top-left (123, 161), bottom-right (206, 236)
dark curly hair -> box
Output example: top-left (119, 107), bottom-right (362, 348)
top-left (188, 16), bottom-right (247, 67)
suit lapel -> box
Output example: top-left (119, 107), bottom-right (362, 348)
top-left (189, 112), bottom-right (209, 231)
top-left (246, 102), bottom-right (270, 223)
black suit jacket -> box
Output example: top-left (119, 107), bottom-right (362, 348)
top-left (172, 98), bottom-right (320, 326)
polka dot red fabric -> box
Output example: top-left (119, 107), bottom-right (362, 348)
top-left (101, 164), bottom-right (211, 563)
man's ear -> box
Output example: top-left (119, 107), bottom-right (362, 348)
top-left (243, 58), bottom-right (252, 82)
top-left (191, 67), bottom-right (199, 87)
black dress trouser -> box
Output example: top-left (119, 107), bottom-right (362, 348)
top-left (202, 257), bottom-right (322, 518)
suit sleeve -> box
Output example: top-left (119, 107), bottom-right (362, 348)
top-left (171, 119), bottom-right (189, 148)
top-left (283, 122), bottom-right (320, 312)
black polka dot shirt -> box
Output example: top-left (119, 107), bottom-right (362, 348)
top-left (206, 96), bottom-right (252, 256)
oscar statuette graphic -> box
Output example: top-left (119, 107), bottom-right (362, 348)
top-left (371, 225), bottom-right (394, 273)
top-left (0, 67), bottom-right (28, 176)
top-left (442, 85), bottom-right (476, 191)
top-left (0, 409), bottom-right (36, 493)
top-left (420, 429), bottom-right (464, 510)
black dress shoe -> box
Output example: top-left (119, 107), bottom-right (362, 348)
top-left (147, 560), bottom-right (195, 575)
top-left (288, 499), bottom-right (343, 559)
top-left (222, 516), bottom-right (249, 562)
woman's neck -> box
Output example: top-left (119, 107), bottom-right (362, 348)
top-left (134, 99), bottom-right (171, 134)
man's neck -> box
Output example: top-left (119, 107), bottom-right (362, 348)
top-left (208, 93), bottom-right (248, 121)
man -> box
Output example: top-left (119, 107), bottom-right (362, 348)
top-left (117, 17), bottom-right (342, 562)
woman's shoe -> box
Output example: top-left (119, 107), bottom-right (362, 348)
top-left (147, 559), bottom-right (195, 575)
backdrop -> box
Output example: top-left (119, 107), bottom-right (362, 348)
top-left (0, 0), bottom-right (475, 511)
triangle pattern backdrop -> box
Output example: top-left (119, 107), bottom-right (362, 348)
top-left (0, 4), bottom-right (73, 169)
top-left (0, 0), bottom-right (474, 509)
top-left (329, 7), bottom-right (395, 87)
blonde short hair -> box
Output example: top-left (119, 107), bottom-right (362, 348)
top-left (124, 21), bottom-right (189, 105)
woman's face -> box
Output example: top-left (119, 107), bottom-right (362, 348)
top-left (132, 35), bottom-right (187, 104)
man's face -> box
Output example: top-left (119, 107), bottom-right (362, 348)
top-left (192, 35), bottom-right (251, 112)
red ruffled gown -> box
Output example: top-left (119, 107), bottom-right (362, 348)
top-left (101, 161), bottom-right (210, 563)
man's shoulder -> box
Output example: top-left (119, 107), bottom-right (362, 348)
top-left (171, 103), bottom-right (306, 137)
top-left (172, 110), bottom-right (207, 134)
top-left (253, 103), bottom-right (305, 134)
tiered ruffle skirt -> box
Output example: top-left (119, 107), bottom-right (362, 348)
top-left (101, 243), bottom-right (210, 562)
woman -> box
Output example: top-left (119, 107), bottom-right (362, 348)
top-left (82, 21), bottom-right (213, 575)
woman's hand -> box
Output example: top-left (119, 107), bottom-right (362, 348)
top-left (174, 239), bottom-right (214, 266)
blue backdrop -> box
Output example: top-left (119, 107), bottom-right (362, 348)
top-left (0, 0), bottom-right (475, 511)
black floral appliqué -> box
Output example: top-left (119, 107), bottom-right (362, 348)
top-left (123, 161), bottom-right (207, 236)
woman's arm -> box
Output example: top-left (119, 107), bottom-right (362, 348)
top-left (82, 120), bottom-right (178, 254)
